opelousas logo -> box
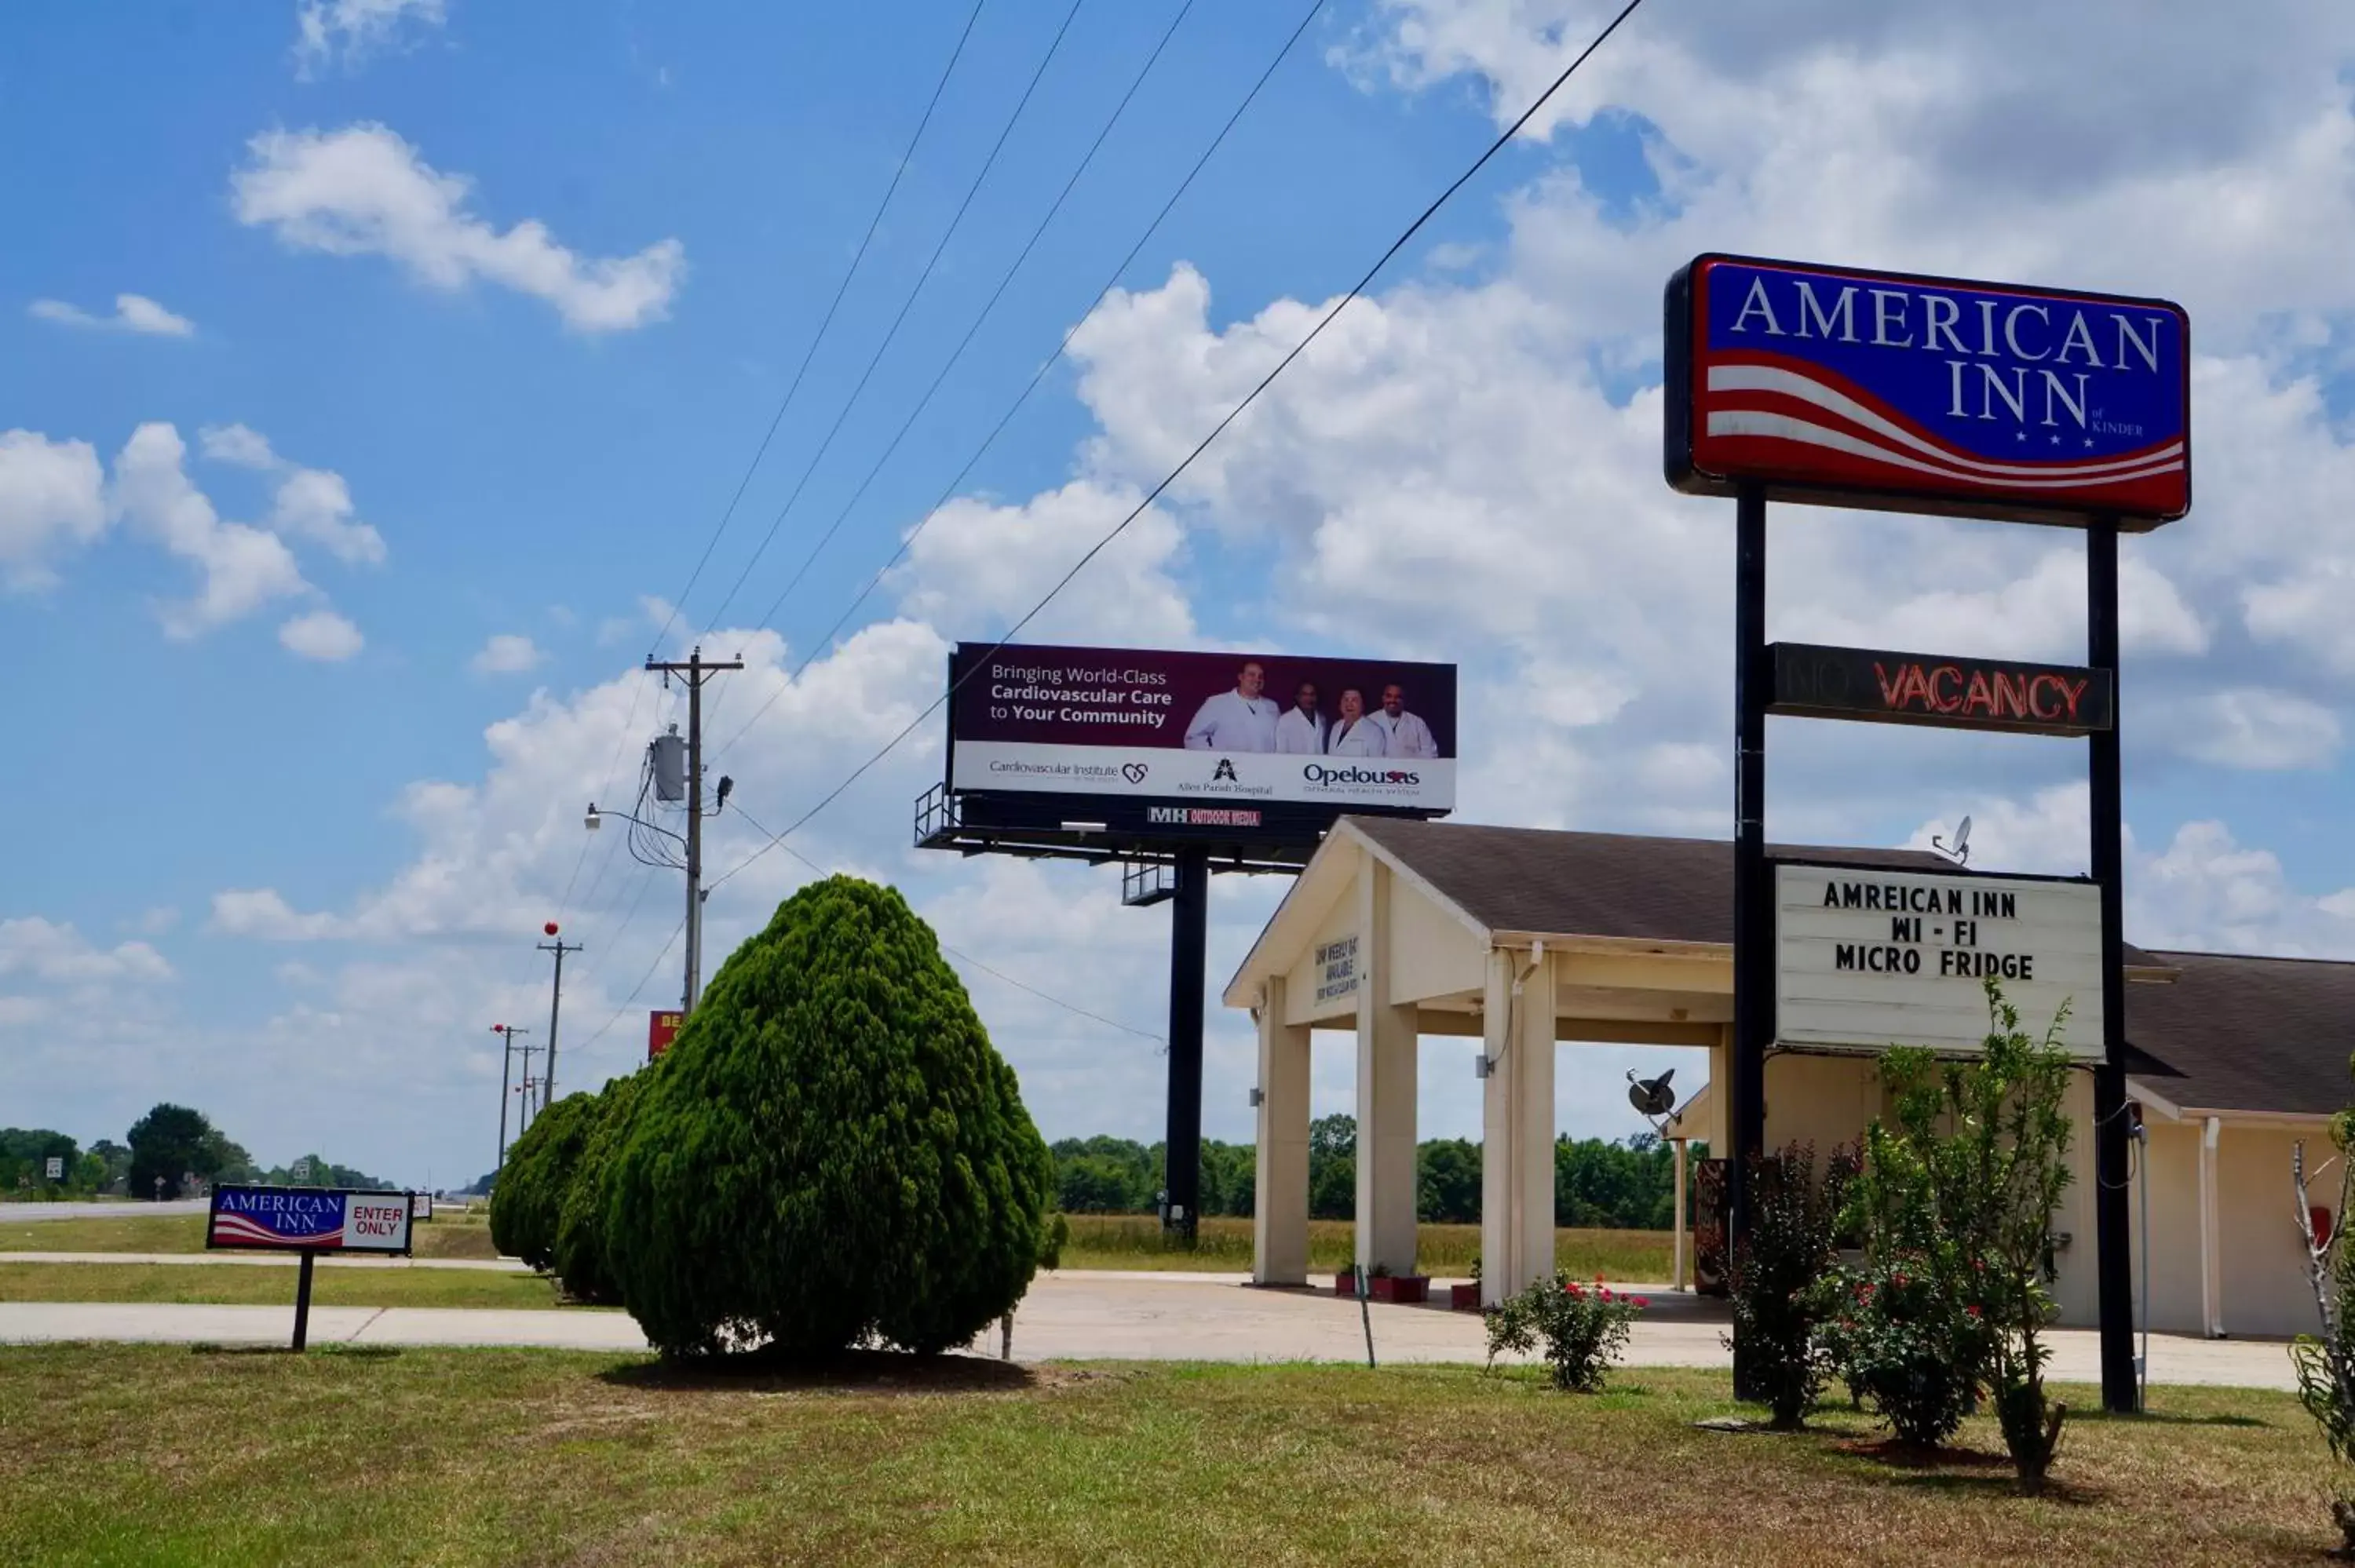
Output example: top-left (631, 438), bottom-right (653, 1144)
top-left (1302, 764), bottom-right (1422, 786)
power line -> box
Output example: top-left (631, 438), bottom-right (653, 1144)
top-left (742, 0), bottom-right (1196, 643)
top-left (697, 0), bottom-right (1088, 637)
top-left (648, 0), bottom-right (991, 657)
top-left (708, 0), bottom-right (1649, 885)
top-left (568, 915), bottom-right (687, 1057)
top-left (713, 0), bottom-right (1325, 762)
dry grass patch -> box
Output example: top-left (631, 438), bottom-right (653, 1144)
top-left (1058, 1215), bottom-right (1672, 1280)
top-left (0, 1262), bottom-right (589, 1310)
top-left (0, 1345), bottom-right (2333, 1566)
top-left (0, 1210), bottom-right (505, 1260)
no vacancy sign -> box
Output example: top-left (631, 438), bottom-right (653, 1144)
top-left (1774, 863), bottom-right (2104, 1059)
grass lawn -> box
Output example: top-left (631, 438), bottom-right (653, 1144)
top-left (0, 1210), bottom-right (503, 1261)
top-left (1057, 1214), bottom-right (1672, 1281)
top-left (0, 1263), bottom-right (592, 1310)
top-left (0, 1346), bottom-right (2332, 1566)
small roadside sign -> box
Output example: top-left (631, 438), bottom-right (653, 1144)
top-left (293, 1158), bottom-right (312, 1182)
top-left (206, 1185), bottom-right (417, 1351)
top-left (44, 1156), bottom-right (63, 1180)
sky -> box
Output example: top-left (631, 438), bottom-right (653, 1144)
top-left (5, 0), bottom-right (2355, 1189)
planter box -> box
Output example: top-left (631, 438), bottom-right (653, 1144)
top-left (1367, 1274), bottom-right (1429, 1305)
top-left (1335, 1270), bottom-right (1358, 1296)
top-left (1450, 1282), bottom-right (1483, 1312)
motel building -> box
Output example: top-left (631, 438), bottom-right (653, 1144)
top-left (1226, 815), bottom-right (2355, 1340)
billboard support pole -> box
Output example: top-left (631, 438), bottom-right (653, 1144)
top-left (2087, 520), bottom-right (2137, 1413)
top-left (1730, 479), bottom-right (1770, 1400)
top-left (290, 1251), bottom-right (316, 1352)
top-left (1164, 846), bottom-right (1210, 1245)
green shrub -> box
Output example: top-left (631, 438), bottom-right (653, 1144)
top-left (488, 1092), bottom-right (602, 1271)
top-left (604, 876), bottom-right (1055, 1358)
top-left (550, 1070), bottom-right (648, 1305)
top-left (1821, 1253), bottom-right (1986, 1447)
top-left (1485, 1272), bottom-right (1648, 1391)
top-left (1725, 1142), bottom-right (1851, 1429)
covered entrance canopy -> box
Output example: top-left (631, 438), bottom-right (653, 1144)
top-left (1223, 817), bottom-right (2178, 1309)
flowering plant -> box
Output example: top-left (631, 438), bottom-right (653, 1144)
top-left (1485, 1271), bottom-right (1649, 1391)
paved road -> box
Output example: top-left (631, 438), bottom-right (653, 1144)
top-left (0, 1273), bottom-right (2303, 1389)
top-left (0, 1200), bottom-right (206, 1221)
top-left (2, 1251), bottom-right (529, 1272)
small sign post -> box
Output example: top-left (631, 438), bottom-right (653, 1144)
top-left (206, 1185), bottom-right (415, 1351)
top-left (43, 1156), bottom-right (63, 1182)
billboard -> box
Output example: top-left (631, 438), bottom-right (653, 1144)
top-left (947, 643), bottom-right (1457, 822)
top-left (648, 1009), bottom-right (682, 1060)
top-left (206, 1185), bottom-right (415, 1254)
top-left (1769, 642), bottom-right (2112, 736)
top-left (1774, 863), bottom-right (2105, 1060)
top-left (1666, 254), bottom-right (2190, 527)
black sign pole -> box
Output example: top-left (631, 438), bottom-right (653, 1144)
top-left (1163, 846), bottom-right (1210, 1245)
top-left (1730, 480), bottom-right (1770, 1397)
top-left (2087, 520), bottom-right (2137, 1413)
top-left (290, 1250), bottom-right (316, 1353)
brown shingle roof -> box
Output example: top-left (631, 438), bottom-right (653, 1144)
top-left (2123, 951), bottom-right (2355, 1118)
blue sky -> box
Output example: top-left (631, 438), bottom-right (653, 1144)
top-left (6, 0), bottom-right (2355, 1187)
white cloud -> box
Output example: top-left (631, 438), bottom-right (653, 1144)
top-left (28, 294), bottom-right (195, 337)
top-left (0, 918), bottom-right (173, 985)
top-left (232, 124), bottom-right (685, 332)
top-left (211, 888), bottom-right (345, 941)
top-left (471, 633), bottom-right (543, 674)
top-left (124, 906), bottom-right (181, 936)
top-left (0, 430), bottom-right (107, 589)
top-left (293, 0), bottom-right (447, 79)
top-left (893, 480), bottom-right (1195, 647)
top-left (279, 608), bottom-right (365, 661)
top-left (110, 423), bottom-right (312, 637)
top-left (199, 425), bottom-right (387, 567)
top-left (2171, 688), bottom-right (2342, 771)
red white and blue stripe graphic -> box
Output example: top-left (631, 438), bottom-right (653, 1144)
top-left (210, 1208), bottom-right (340, 1247)
top-left (1697, 352), bottom-right (2186, 515)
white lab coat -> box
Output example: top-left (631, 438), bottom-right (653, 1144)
top-left (1274, 707), bottom-right (1327, 755)
top-left (1184, 689), bottom-right (1280, 752)
top-left (1371, 709), bottom-right (1439, 759)
top-left (1326, 716), bottom-right (1387, 757)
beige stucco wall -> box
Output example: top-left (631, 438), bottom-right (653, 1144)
top-left (1387, 888), bottom-right (1484, 1005)
top-left (2208, 1122), bottom-right (2330, 1342)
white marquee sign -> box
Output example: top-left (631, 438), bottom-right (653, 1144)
top-left (1775, 864), bottom-right (2103, 1060)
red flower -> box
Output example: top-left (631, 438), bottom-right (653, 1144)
top-left (1893, 1271), bottom-right (1909, 1288)
top-left (1600, 1288), bottom-right (1614, 1302)
top-left (1633, 1296), bottom-right (1651, 1309)
top-left (1966, 1304), bottom-right (1982, 1319)
top-left (1565, 1281), bottom-right (1584, 1298)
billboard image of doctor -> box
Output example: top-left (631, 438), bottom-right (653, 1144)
top-left (1325, 688), bottom-right (1386, 756)
top-left (1184, 660), bottom-right (1281, 752)
top-left (1275, 681), bottom-right (1327, 754)
top-left (1371, 683), bottom-right (1439, 758)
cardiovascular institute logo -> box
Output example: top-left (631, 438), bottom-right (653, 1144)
top-left (1302, 762), bottom-right (1422, 792)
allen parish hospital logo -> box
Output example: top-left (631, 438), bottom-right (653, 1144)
top-left (1211, 758), bottom-right (1239, 782)
top-left (1121, 762), bottom-right (1148, 784)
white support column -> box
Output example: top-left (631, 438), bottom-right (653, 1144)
top-left (2199, 1115), bottom-right (2223, 1338)
top-left (1252, 977), bottom-right (1313, 1286)
top-left (1512, 948), bottom-right (1557, 1291)
top-left (1672, 1137), bottom-right (1689, 1292)
top-left (1480, 949), bottom-right (1515, 1307)
top-left (1478, 944), bottom-right (1556, 1304)
top-left (1355, 860), bottom-right (1419, 1276)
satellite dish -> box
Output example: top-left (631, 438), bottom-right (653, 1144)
top-left (1932, 815), bottom-right (1973, 866)
top-left (1627, 1067), bottom-right (1677, 1120)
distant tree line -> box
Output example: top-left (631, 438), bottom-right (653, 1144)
top-left (3, 1103), bottom-right (393, 1201)
top-left (1051, 1118), bottom-right (1704, 1229)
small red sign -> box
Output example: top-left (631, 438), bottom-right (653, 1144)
top-left (648, 1010), bottom-right (683, 1060)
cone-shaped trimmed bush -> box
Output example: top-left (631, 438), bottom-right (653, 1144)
top-left (550, 1067), bottom-right (648, 1305)
top-left (605, 876), bottom-right (1053, 1358)
top-left (489, 1091), bottom-right (601, 1271)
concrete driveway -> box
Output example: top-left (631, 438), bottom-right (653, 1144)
top-left (0, 1271), bottom-right (2305, 1390)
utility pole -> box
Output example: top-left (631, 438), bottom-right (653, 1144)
top-left (644, 647), bottom-right (742, 1016)
top-left (491, 1023), bottom-right (531, 1171)
top-left (536, 922), bottom-right (582, 1111)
